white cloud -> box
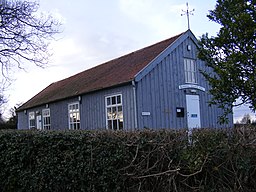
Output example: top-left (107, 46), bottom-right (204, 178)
top-left (6, 66), bottom-right (68, 115)
top-left (119, 0), bottom-right (186, 39)
top-left (170, 3), bottom-right (186, 14)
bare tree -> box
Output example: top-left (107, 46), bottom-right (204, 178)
top-left (0, 0), bottom-right (61, 115)
top-left (0, 0), bottom-right (61, 78)
top-left (0, 79), bottom-right (7, 116)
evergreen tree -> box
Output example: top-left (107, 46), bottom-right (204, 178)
top-left (198, 0), bottom-right (256, 123)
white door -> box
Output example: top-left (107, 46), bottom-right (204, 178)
top-left (186, 95), bottom-right (201, 129)
top-left (36, 115), bottom-right (42, 130)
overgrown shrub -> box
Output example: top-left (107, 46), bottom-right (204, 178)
top-left (0, 128), bottom-right (255, 192)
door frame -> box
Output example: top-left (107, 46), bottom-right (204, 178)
top-left (36, 115), bottom-right (42, 130)
top-left (186, 94), bottom-right (201, 129)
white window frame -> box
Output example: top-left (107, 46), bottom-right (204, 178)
top-left (68, 102), bottom-right (80, 130)
top-left (42, 109), bottom-right (51, 130)
top-left (184, 58), bottom-right (198, 84)
top-left (105, 94), bottom-right (123, 130)
top-left (28, 112), bottom-right (36, 129)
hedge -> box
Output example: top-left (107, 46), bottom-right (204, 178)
top-left (0, 128), bottom-right (255, 192)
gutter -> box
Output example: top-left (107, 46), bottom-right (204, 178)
top-left (132, 80), bottom-right (138, 129)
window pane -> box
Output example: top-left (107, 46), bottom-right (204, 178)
top-left (107, 108), bottom-right (112, 119)
top-left (112, 96), bottom-right (116, 105)
top-left (188, 72), bottom-right (191, 82)
top-left (186, 60), bottom-right (190, 70)
top-left (77, 113), bottom-right (80, 122)
top-left (191, 73), bottom-right (195, 83)
top-left (117, 106), bottom-right (122, 112)
top-left (118, 120), bottom-right (123, 130)
top-left (112, 107), bottom-right (117, 119)
top-left (29, 112), bottom-right (35, 120)
top-left (70, 114), bottom-right (73, 123)
top-left (191, 61), bottom-right (195, 71)
top-left (117, 106), bottom-right (123, 118)
top-left (107, 97), bottom-right (111, 106)
top-left (30, 120), bottom-right (35, 128)
top-left (73, 115), bottom-right (77, 123)
top-left (117, 95), bottom-right (121, 104)
top-left (108, 120), bottom-right (112, 129)
top-left (188, 60), bottom-right (191, 71)
top-left (113, 120), bottom-right (118, 130)
top-left (43, 109), bottom-right (50, 117)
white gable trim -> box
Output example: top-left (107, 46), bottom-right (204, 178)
top-left (134, 30), bottom-right (198, 82)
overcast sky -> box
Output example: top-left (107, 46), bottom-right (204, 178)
top-left (4, 0), bottom-right (255, 122)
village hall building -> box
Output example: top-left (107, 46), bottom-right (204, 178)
top-left (17, 30), bottom-right (233, 130)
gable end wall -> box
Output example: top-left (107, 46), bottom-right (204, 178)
top-left (136, 35), bottom-right (233, 129)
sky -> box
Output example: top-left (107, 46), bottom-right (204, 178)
top-left (3, 0), bottom-right (255, 122)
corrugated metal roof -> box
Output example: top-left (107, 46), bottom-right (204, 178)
top-left (18, 32), bottom-right (184, 110)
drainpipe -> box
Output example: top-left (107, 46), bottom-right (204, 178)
top-left (132, 80), bottom-right (138, 129)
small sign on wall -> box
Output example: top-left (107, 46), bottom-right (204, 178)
top-left (191, 114), bottom-right (198, 118)
top-left (142, 112), bottom-right (151, 116)
top-left (176, 107), bottom-right (185, 117)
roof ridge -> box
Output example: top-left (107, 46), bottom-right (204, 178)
top-left (56, 32), bottom-right (185, 83)
top-left (131, 32), bottom-right (185, 54)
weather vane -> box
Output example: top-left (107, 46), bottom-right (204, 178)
top-left (181, 2), bottom-right (195, 30)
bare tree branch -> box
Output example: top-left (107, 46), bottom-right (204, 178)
top-left (135, 168), bottom-right (180, 179)
top-left (0, 0), bottom-right (61, 79)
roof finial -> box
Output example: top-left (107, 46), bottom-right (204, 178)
top-left (181, 2), bottom-right (195, 30)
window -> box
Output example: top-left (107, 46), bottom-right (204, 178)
top-left (68, 102), bottom-right (80, 130)
top-left (184, 58), bottom-right (197, 84)
top-left (29, 112), bottom-right (35, 129)
top-left (42, 109), bottom-right (51, 130)
top-left (106, 94), bottom-right (123, 130)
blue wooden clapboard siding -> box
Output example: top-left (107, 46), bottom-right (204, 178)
top-left (80, 84), bottom-right (135, 130)
top-left (135, 32), bottom-right (233, 129)
top-left (17, 111), bottom-right (28, 129)
top-left (17, 84), bottom-right (135, 130)
top-left (18, 97), bottom-right (78, 130)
